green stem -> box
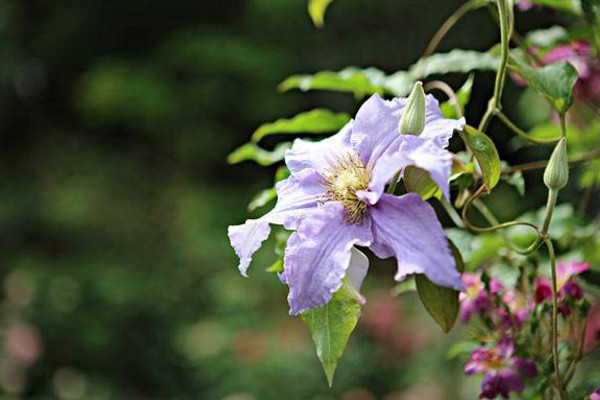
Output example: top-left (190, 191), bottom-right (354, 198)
top-left (496, 111), bottom-right (561, 145)
top-left (423, 0), bottom-right (487, 57)
top-left (478, 0), bottom-right (510, 132)
top-left (541, 236), bottom-right (566, 400)
top-left (542, 189), bottom-right (558, 235)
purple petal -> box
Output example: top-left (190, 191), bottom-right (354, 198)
top-left (269, 169), bottom-right (326, 229)
top-left (228, 219), bottom-right (272, 277)
top-left (228, 169), bottom-right (326, 276)
top-left (346, 247), bottom-right (369, 304)
top-left (283, 202), bottom-right (373, 315)
top-left (369, 193), bottom-right (463, 291)
top-left (285, 121), bottom-right (353, 175)
top-left (512, 358), bottom-right (537, 378)
top-left (399, 136), bottom-right (453, 199)
top-left (351, 93), bottom-right (464, 164)
top-left (591, 387), bottom-right (600, 400)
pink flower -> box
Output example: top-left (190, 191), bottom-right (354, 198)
top-left (535, 261), bottom-right (589, 315)
top-left (591, 387), bottom-right (600, 400)
top-left (500, 289), bottom-right (534, 328)
top-left (464, 338), bottom-right (537, 399)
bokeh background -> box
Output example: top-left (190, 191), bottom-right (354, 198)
top-left (0, 1), bottom-right (592, 400)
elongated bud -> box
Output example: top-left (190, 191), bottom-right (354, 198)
top-left (543, 138), bottom-right (569, 190)
top-left (399, 81), bottom-right (426, 135)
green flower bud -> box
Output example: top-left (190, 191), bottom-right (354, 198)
top-left (399, 81), bottom-right (426, 135)
top-left (543, 138), bottom-right (569, 190)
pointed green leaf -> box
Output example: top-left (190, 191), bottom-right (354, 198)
top-left (403, 166), bottom-right (440, 200)
top-left (252, 109), bottom-right (350, 143)
top-left (227, 142), bottom-right (291, 166)
top-left (279, 50), bottom-right (499, 98)
top-left (409, 50), bottom-right (499, 81)
top-left (440, 74), bottom-right (475, 119)
top-left (509, 57), bottom-right (578, 114)
top-left (301, 280), bottom-right (361, 386)
top-left (279, 67), bottom-right (387, 98)
top-left (459, 126), bottom-right (501, 191)
top-left (415, 240), bottom-right (464, 333)
top-left (308, 0), bottom-right (335, 28)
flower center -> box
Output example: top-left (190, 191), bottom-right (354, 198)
top-left (323, 154), bottom-right (371, 224)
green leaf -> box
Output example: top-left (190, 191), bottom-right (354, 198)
top-left (415, 240), bottom-right (464, 333)
top-left (279, 50), bottom-right (499, 98)
top-left (227, 142), bottom-right (291, 166)
top-left (301, 280), bottom-right (361, 386)
top-left (526, 0), bottom-right (582, 13)
top-left (248, 188), bottom-right (277, 212)
top-left (252, 109), bottom-right (350, 142)
top-left (525, 26), bottom-right (568, 48)
top-left (440, 74), bottom-right (475, 119)
top-left (509, 57), bottom-right (578, 114)
top-left (459, 126), bottom-right (501, 191)
top-left (410, 50), bottom-right (499, 81)
top-left (501, 171), bottom-right (525, 195)
top-left (279, 67), bottom-right (387, 98)
top-left (308, 0), bottom-right (335, 28)
top-left (403, 166), bottom-right (440, 200)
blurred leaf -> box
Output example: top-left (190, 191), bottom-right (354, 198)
top-left (301, 280), bottom-right (361, 386)
top-left (248, 188), bottom-right (277, 211)
top-left (525, 26), bottom-right (568, 48)
top-left (440, 74), bottom-right (474, 119)
top-left (275, 166), bottom-right (291, 182)
top-left (252, 109), bottom-right (350, 142)
top-left (279, 67), bottom-right (387, 98)
top-left (459, 126), bottom-right (501, 191)
top-left (502, 171), bottom-right (525, 195)
top-left (579, 159), bottom-right (600, 188)
top-left (415, 240), bottom-right (464, 333)
top-left (410, 50), bottom-right (499, 81)
top-left (509, 57), bottom-right (578, 114)
top-left (526, 0), bottom-right (582, 13)
top-left (266, 229), bottom-right (291, 273)
top-left (581, 0), bottom-right (600, 46)
top-left (391, 275), bottom-right (417, 296)
top-left (280, 50), bottom-right (499, 98)
top-left (227, 142), bottom-right (291, 166)
top-left (404, 166), bottom-right (440, 200)
top-left (446, 341), bottom-right (481, 359)
top-left (308, 0), bottom-right (335, 28)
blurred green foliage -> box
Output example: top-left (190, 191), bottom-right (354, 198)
top-left (0, 0), bottom-right (596, 399)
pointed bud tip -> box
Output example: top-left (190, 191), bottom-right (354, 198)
top-left (543, 138), bottom-right (569, 191)
top-left (399, 81), bottom-right (426, 136)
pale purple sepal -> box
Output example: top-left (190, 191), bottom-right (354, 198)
top-left (350, 94), bottom-right (464, 200)
top-left (285, 121), bottom-right (353, 175)
top-left (368, 193), bottom-right (464, 291)
top-left (283, 202), bottom-right (373, 315)
top-left (227, 168), bottom-right (325, 276)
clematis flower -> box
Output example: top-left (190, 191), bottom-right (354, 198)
top-left (464, 338), bottom-right (537, 399)
top-left (591, 387), bottom-right (600, 400)
top-left (228, 93), bottom-right (465, 314)
top-left (535, 261), bottom-right (589, 316)
top-left (459, 273), bottom-right (506, 324)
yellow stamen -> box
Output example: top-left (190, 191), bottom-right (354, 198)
top-left (322, 154), bottom-right (371, 224)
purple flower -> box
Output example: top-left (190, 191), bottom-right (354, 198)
top-left (459, 273), bottom-right (491, 323)
top-left (535, 260), bottom-right (589, 316)
top-left (591, 387), bottom-right (600, 400)
top-left (228, 94), bottom-right (465, 314)
top-left (465, 338), bottom-right (537, 399)
top-left (517, 1), bottom-right (535, 11)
